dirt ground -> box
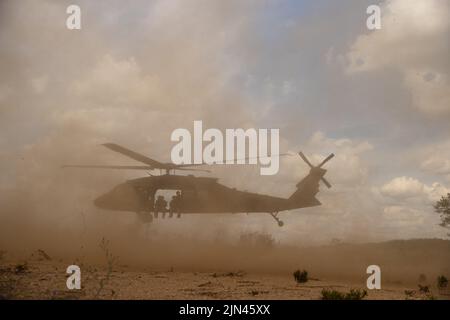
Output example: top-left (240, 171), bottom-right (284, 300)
top-left (1, 239), bottom-right (449, 300)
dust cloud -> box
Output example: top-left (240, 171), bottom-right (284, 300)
top-left (1, 145), bottom-right (449, 286)
top-left (0, 1), bottom-right (449, 291)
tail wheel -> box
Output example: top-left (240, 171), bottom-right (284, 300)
top-left (269, 212), bottom-right (284, 227)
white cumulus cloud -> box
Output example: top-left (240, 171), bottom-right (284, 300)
top-left (346, 0), bottom-right (450, 116)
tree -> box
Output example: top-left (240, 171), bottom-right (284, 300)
top-left (434, 193), bottom-right (450, 234)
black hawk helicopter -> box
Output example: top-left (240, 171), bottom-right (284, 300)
top-left (63, 143), bottom-right (334, 227)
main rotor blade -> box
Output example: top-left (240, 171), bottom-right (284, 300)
top-left (171, 163), bottom-right (213, 168)
top-left (175, 167), bottom-right (211, 173)
top-left (62, 165), bottom-right (154, 170)
top-left (225, 153), bottom-right (292, 164)
top-left (321, 177), bottom-right (332, 188)
top-left (318, 153), bottom-right (335, 168)
top-left (175, 153), bottom-right (292, 167)
top-left (102, 143), bottom-right (164, 168)
top-left (298, 152), bottom-right (314, 168)
top-left (62, 164), bottom-right (211, 173)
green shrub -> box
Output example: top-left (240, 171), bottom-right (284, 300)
top-left (321, 288), bottom-right (367, 300)
top-left (345, 289), bottom-right (368, 300)
top-left (404, 290), bottom-right (415, 298)
top-left (14, 263), bottom-right (28, 274)
top-left (321, 289), bottom-right (345, 300)
top-left (418, 284), bottom-right (430, 294)
top-left (293, 269), bottom-right (308, 283)
top-left (437, 275), bottom-right (448, 289)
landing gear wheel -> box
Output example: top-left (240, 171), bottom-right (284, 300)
top-left (269, 212), bottom-right (284, 227)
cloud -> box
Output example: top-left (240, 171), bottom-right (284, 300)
top-left (424, 183), bottom-right (450, 202)
top-left (380, 176), bottom-right (450, 202)
top-left (0, 0), bottom-right (448, 246)
top-left (419, 139), bottom-right (450, 180)
top-left (345, 0), bottom-right (450, 116)
top-left (0, 84), bottom-right (13, 102)
top-left (383, 205), bottom-right (424, 223)
top-left (380, 176), bottom-right (425, 199)
top-left (422, 156), bottom-right (450, 176)
top-left (376, 177), bottom-right (449, 238)
top-left (305, 131), bottom-right (373, 187)
top-left (346, 0), bottom-right (449, 72)
top-left (380, 205), bottom-right (442, 238)
top-left (403, 70), bottom-right (450, 115)
top-left (31, 75), bottom-right (48, 95)
top-left (70, 54), bottom-right (167, 109)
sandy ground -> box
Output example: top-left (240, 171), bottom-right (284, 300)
top-left (1, 240), bottom-right (449, 300)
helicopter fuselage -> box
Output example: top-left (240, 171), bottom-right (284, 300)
top-left (64, 143), bottom-right (333, 226)
top-left (94, 173), bottom-right (321, 215)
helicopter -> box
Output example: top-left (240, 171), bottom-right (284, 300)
top-left (63, 143), bottom-right (334, 227)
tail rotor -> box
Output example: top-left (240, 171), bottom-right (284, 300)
top-left (298, 152), bottom-right (334, 188)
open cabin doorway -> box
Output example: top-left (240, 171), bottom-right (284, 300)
top-left (153, 189), bottom-right (182, 218)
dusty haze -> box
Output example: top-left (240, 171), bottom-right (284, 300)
top-left (0, 0), bottom-right (449, 290)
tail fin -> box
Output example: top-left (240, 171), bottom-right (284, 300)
top-left (288, 152), bottom-right (334, 208)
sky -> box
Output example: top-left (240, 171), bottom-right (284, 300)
top-left (0, 0), bottom-right (449, 246)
